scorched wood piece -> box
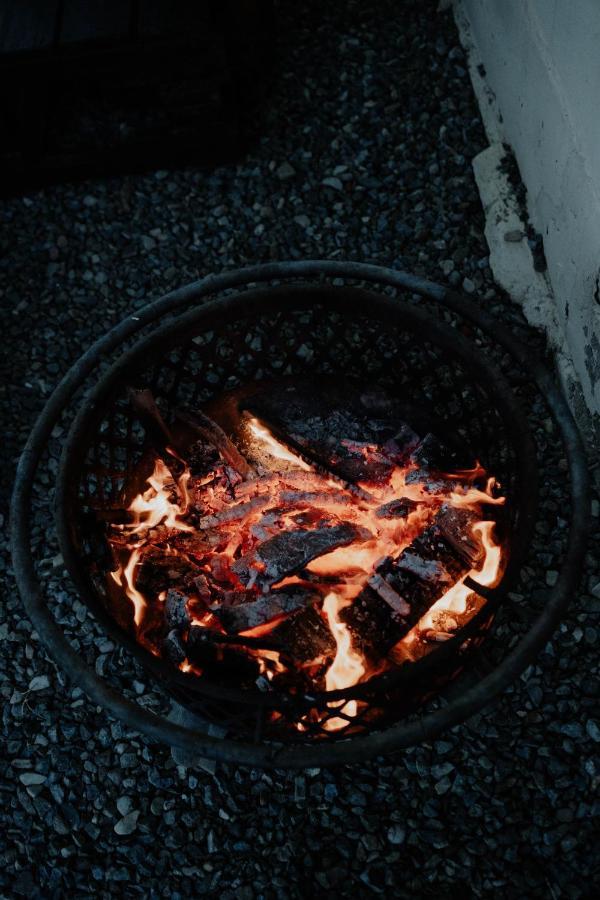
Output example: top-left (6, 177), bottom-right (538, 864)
top-left (382, 521), bottom-right (471, 619)
top-left (339, 587), bottom-right (406, 659)
top-left (374, 498), bottom-right (419, 519)
top-left (175, 408), bottom-right (255, 480)
top-left (164, 589), bottom-right (191, 630)
top-left (231, 524), bottom-right (371, 589)
top-left (135, 546), bottom-right (201, 595)
top-left (162, 629), bottom-right (187, 666)
top-left (271, 606), bottom-right (336, 663)
top-left (436, 505), bottom-right (484, 565)
top-left (185, 625), bottom-right (260, 682)
top-left (212, 587), bottom-right (317, 633)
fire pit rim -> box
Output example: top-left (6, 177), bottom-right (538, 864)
top-left (10, 261), bottom-right (589, 768)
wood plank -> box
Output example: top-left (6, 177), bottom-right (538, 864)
top-left (60, 0), bottom-right (132, 45)
top-left (0, 0), bottom-right (59, 54)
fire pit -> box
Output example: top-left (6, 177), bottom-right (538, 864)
top-left (11, 261), bottom-right (589, 767)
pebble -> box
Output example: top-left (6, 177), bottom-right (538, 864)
top-left (114, 810), bottom-right (140, 836)
top-left (117, 796), bottom-right (134, 816)
top-left (585, 720), bottom-right (600, 742)
top-left (504, 229), bottom-right (524, 242)
top-left (321, 176), bottom-right (344, 191)
top-left (276, 162), bottom-right (296, 180)
top-left (18, 772), bottom-right (46, 786)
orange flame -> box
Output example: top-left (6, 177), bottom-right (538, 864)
top-left (110, 546), bottom-right (146, 626)
top-left (108, 413), bottom-right (507, 732)
top-left (247, 417), bottom-right (312, 471)
top-left (322, 592), bottom-right (366, 731)
top-left (123, 458), bottom-right (193, 535)
top-left (406, 520), bottom-right (501, 638)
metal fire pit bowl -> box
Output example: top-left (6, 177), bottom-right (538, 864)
top-left (11, 262), bottom-right (589, 768)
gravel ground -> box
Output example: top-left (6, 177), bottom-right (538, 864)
top-left (1, 1), bottom-right (599, 897)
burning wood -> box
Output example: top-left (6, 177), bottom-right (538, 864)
top-left (103, 381), bottom-right (506, 733)
top-left (231, 524), bottom-right (372, 590)
top-left (213, 588), bottom-right (315, 633)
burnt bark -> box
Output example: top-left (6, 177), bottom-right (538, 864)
top-left (232, 523), bottom-right (370, 589)
top-left (213, 587), bottom-right (316, 633)
top-left (271, 606), bottom-right (336, 663)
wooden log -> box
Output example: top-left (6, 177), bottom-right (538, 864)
top-left (212, 587), bottom-right (316, 633)
top-left (175, 408), bottom-right (255, 480)
top-left (374, 498), bottom-right (419, 519)
top-left (185, 625), bottom-right (260, 681)
top-left (339, 587), bottom-right (405, 659)
top-left (231, 523), bottom-right (371, 589)
top-left (271, 606), bottom-right (336, 663)
top-left (436, 505), bottom-right (484, 565)
top-left (382, 523), bottom-right (469, 622)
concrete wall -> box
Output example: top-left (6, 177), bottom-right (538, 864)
top-left (457, 0), bottom-right (600, 444)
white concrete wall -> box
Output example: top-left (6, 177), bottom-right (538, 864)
top-left (457, 0), bottom-right (600, 441)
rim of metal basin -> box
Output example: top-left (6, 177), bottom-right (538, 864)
top-left (10, 261), bottom-right (589, 768)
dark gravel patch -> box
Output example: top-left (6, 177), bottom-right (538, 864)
top-left (1, 1), bottom-right (598, 897)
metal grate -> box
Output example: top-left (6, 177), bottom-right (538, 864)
top-left (57, 283), bottom-right (531, 742)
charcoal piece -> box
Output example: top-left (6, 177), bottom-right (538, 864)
top-left (436, 505), bottom-right (484, 565)
top-left (213, 588), bottom-right (315, 633)
top-left (339, 588), bottom-right (405, 659)
top-left (193, 573), bottom-right (212, 602)
top-left (186, 440), bottom-right (220, 477)
top-left (375, 498), bottom-right (418, 519)
top-left (409, 433), bottom-right (450, 470)
top-left (164, 589), bottom-right (191, 630)
top-left (383, 523), bottom-right (469, 617)
top-left (330, 454), bottom-right (392, 485)
top-left (213, 377), bottom-right (428, 473)
top-left (185, 625), bottom-right (259, 681)
top-left (232, 524), bottom-right (370, 588)
top-left (271, 606), bottom-right (336, 663)
top-left (383, 423), bottom-right (420, 460)
top-left (136, 548), bottom-right (199, 594)
top-left (162, 629), bottom-right (186, 666)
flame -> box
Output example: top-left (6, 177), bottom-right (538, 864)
top-left (123, 458), bottom-right (193, 535)
top-left (322, 592), bottom-right (366, 731)
top-left (111, 546), bottom-right (146, 626)
top-left (107, 412), bottom-right (507, 732)
top-left (247, 417), bottom-right (312, 471)
top-left (404, 520), bottom-right (502, 640)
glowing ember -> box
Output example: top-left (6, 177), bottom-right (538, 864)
top-left (247, 417), bottom-right (312, 471)
top-left (105, 392), bottom-right (506, 735)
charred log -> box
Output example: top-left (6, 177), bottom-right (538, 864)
top-left (375, 498), bottom-right (419, 519)
top-left (175, 408), bottom-right (255, 480)
top-left (339, 588), bottom-right (405, 659)
top-left (185, 625), bottom-right (260, 682)
top-left (436, 505), bottom-right (484, 565)
top-left (232, 524), bottom-right (371, 589)
top-left (271, 606), bottom-right (336, 663)
top-left (213, 587), bottom-right (316, 633)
